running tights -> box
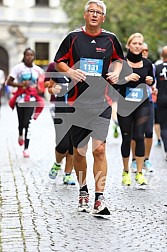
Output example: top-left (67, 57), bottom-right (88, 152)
top-left (16, 103), bottom-right (34, 149)
top-left (157, 105), bottom-right (167, 152)
top-left (117, 103), bottom-right (150, 157)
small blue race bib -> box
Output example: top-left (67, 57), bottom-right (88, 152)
top-left (21, 73), bottom-right (32, 81)
top-left (80, 58), bottom-right (103, 76)
top-left (125, 87), bottom-right (144, 102)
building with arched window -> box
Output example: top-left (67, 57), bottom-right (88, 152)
top-left (0, 0), bottom-right (68, 77)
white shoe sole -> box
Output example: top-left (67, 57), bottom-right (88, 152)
top-left (135, 183), bottom-right (148, 190)
top-left (77, 207), bottom-right (90, 213)
top-left (92, 212), bottom-right (111, 219)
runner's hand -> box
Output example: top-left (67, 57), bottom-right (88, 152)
top-left (106, 72), bottom-right (119, 84)
top-left (49, 84), bottom-right (62, 95)
top-left (68, 68), bottom-right (86, 82)
top-left (125, 73), bottom-right (140, 82)
top-left (145, 76), bottom-right (153, 85)
top-left (20, 80), bottom-right (30, 88)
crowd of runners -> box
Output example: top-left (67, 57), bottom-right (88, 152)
top-left (1, 0), bottom-right (167, 218)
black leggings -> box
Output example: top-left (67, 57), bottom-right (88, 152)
top-left (132, 102), bottom-right (154, 139)
top-left (117, 102), bottom-right (150, 157)
top-left (157, 104), bottom-right (167, 152)
top-left (144, 102), bottom-right (154, 138)
top-left (16, 103), bottom-right (34, 149)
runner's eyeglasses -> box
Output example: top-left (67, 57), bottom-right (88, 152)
top-left (87, 9), bottom-right (104, 16)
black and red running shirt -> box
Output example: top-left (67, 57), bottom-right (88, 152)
top-left (156, 62), bottom-right (167, 105)
top-left (54, 27), bottom-right (124, 107)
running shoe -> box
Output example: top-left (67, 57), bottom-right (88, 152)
top-left (130, 160), bottom-right (137, 173)
top-left (23, 149), bottom-right (30, 158)
top-left (135, 172), bottom-right (148, 186)
top-left (144, 159), bottom-right (153, 172)
top-left (18, 136), bottom-right (24, 146)
top-left (122, 171), bottom-right (131, 186)
top-left (113, 124), bottom-right (119, 138)
top-left (63, 174), bottom-right (75, 185)
top-left (155, 140), bottom-right (161, 147)
top-left (78, 191), bottom-right (90, 213)
top-left (92, 195), bottom-right (110, 217)
top-left (49, 163), bottom-right (61, 179)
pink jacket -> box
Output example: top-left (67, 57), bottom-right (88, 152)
top-left (9, 87), bottom-right (45, 120)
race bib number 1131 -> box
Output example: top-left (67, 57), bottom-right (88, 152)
top-left (80, 58), bottom-right (103, 76)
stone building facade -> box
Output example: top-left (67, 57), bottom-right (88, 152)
top-left (0, 0), bottom-right (68, 77)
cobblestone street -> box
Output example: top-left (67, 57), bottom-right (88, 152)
top-left (0, 102), bottom-right (167, 252)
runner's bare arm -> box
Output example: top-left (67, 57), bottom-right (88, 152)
top-left (55, 62), bottom-right (86, 82)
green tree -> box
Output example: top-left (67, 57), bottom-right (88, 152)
top-left (61, 0), bottom-right (167, 61)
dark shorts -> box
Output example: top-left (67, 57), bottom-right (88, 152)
top-left (51, 104), bottom-right (74, 155)
top-left (70, 106), bottom-right (112, 148)
top-left (55, 129), bottom-right (73, 155)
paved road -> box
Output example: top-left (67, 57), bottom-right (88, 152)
top-left (0, 101), bottom-right (167, 252)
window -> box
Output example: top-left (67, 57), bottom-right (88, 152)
top-left (35, 42), bottom-right (49, 67)
top-left (35, 0), bottom-right (49, 6)
top-left (0, 46), bottom-right (9, 77)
